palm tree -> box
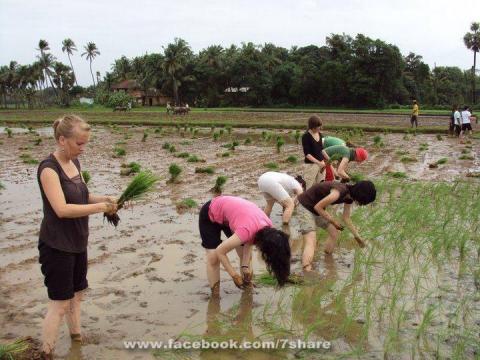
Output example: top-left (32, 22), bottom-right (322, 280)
top-left (62, 38), bottom-right (79, 86)
top-left (163, 38), bottom-right (192, 105)
top-left (81, 42), bottom-right (100, 88)
top-left (36, 39), bottom-right (58, 96)
top-left (464, 22), bottom-right (480, 104)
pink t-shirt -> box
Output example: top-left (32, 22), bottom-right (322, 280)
top-left (208, 196), bottom-right (272, 243)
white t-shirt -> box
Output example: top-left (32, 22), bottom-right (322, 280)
top-left (454, 111), bottom-right (462, 125)
top-left (258, 172), bottom-right (302, 195)
top-left (461, 110), bottom-right (471, 124)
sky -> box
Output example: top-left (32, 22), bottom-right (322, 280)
top-left (1, 0), bottom-right (479, 86)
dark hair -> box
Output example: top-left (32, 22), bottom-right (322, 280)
top-left (307, 115), bottom-right (322, 130)
top-left (452, 104), bottom-right (458, 112)
top-left (347, 180), bottom-right (376, 205)
top-left (295, 175), bottom-right (307, 191)
top-left (464, 105), bottom-right (469, 111)
top-left (255, 227), bottom-right (291, 286)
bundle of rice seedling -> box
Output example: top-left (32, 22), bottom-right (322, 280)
top-left (0, 338), bottom-right (30, 359)
top-left (82, 170), bottom-right (91, 184)
top-left (212, 176), bottom-right (227, 193)
top-left (120, 162), bottom-right (141, 176)
top-left (104, 171), bottom-right (159, 227)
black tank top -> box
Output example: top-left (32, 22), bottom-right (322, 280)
top-left (37, 154), bottom-right (89, 253)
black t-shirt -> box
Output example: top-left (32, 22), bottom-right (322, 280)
top-left (302, 131), bottom-right (324, 163)
top-left (37, 154), bottom-right (90, 253)
top-left (298, 182), bottom-right (353, 215)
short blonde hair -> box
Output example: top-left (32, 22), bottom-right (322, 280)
top-left (53, 115), bottom-right (90, 140)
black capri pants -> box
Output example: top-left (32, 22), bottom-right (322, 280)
top-left (199, 201), bottom-right (233, 249)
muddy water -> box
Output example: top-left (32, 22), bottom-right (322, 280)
top-left (0, 125), bottom-right (478, 359)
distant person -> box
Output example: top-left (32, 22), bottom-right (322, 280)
top-left (296, 181), bottom-right (377, 271)
top-left (452, 105), bottom-right (462, 138)
top-left (301, 115), bottom-right (330, 188)
top-left (37, 115), bottom-right (117, 358)
top-left (199, 196), bottom-right (291, 296)
top-left (460, 105), bottom-right (474, 139)
top-left (323, 145), bottom-right (368, 182)
top-left (257, 171), bottom-right (306, 225)
top-left (411, 100), bottom-right (419, 128)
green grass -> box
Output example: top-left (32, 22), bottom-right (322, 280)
top-left (195, 166), bottom-right (215, 174)
top-left (176, 152), bottom-right (190, 158)
top-left (400, 156), bottom-right (417, 163)
top-left (114, 146), bottom-right (126, 157)
top-left (187, 155), bottom-right (201, 162)
top-left (436, 158), bottom-right (448, 165)
top-left (179, 198), bottom-right (198, 209)
top-left (459, 155), bottom-right (474, 160)
top-left (286, 155), bottom-right (298, 163)
top-left (264, 162), bottom-right (278, 170)
top-left (19, 153), bottom-right (38, 165)
top-left (387, 171), bottom-right (407, 178)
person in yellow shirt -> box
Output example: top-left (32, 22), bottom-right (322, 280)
top-left (411, 100), bottom-right (419, 128)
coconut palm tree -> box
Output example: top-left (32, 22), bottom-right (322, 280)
top-left (62, 38), bottom-right (79, 86)
top-left (163, 38), bottom-right (192, 105)
top-left (464, 22), bottom-right (480, 104)
top-left (81, 42), bottom-right (100, 88)
top-left (36, 39), bottom-right (58, 96)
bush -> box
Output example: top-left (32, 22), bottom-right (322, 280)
top-left (106, 90), bottom-right (135, 109)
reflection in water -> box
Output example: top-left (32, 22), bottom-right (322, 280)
top-left (292, 255), bottom-right (364, 347)
top-left (63, 341), bottom-right (86, 360)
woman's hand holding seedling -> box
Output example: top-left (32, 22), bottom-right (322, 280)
top-left (103, 202), bottom-right (118, 215)
top-left (232, 273), bottom-right (244, 289)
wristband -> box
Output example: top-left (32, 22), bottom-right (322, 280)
top-left (241, 265), bottom-right (249, 268)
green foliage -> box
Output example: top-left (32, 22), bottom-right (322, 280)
top-left (294, 130), bottom-right (301, 144)
top-left (213, 175), bottom-right (227, 193)
top-left (162, 142), bottom-right (171, 149)
top-left (213, 132), bottom-right (220, 141)
top-left (106, 91), bottom-right (135, 109)
top-left (187, 155), bottom-right (200, 162)
top-left (418, 143), bottom-right (428, 151)
top-left (5, 128), bottom-right (13, 138)
top-left (114, 146), bottom-right (126, 157)
top-left (169, 145), bottom-right (176, 153)
top-left (0, 338), bottom-right (30, 359)
top-left (179, 198), bottom-right (197, 209)
top-left (387, 171), bottom-right (407, 178)
top-left (19, 153), bottom-right (38, 164)
top-left (176, 152), bottom-right (190, 158)
top-left (195, 166), bottom-right (215, 174)
top-left (264, 162), bottom-right (278, 170)
top-left (436, 158), bottom-right (448, 165)
top-left (221, 152), bottom-right (230, 157)
top-left (349, 172), bottom-right (364, 182)
top-left (81, 170), bottom-right (91, 184)
top-left (244, 137), bottom-right (252, 145)
top-left (168, 164), bottom-right (182, 182)
top-left (286, 155), bottom-right (297, 163)
top-left (400, 156), bottom-right (417, 163)
top-left (373, 135), bottom-right (384, 147)
top-left (142, 130), bottom-right (148, 142)
top-left (276, 137), bottom-right (285, 153)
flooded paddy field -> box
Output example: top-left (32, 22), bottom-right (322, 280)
top-left (0, 123), bottom-right (479, 359)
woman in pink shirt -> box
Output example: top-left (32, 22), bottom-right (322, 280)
top-left (199, 196), bottom-right (291, 296)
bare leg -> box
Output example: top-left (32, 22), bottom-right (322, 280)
top-left (263, 199), bottom-right (275, 217)
top-left (206, 250), bottom-right (220, 294)
top-left (302, 231), bottom-right (317, 272)
top-left (324, 224), bottom-right (339, 254)
top-left (281, 198), bottom-right (295, 224)
top-left (42, 300), bottom-right (70, 354)
top-left (65, 291), bottom-right (84, 339)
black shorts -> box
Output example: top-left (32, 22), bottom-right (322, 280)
top-left (199, 201), bottom-right (233, 249)
top-left (38, 241), bottom-right (88, 300)
top-left (462, 123), bottom-right (472, 131)
top-left (454, 125), bottom-right (462, 136)
top-left (410, 115), bottom-right (418, 123)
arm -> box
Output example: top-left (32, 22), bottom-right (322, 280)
top-left (241, 243), bottom-right (253, 284)
top-left (312, 189), bottom-right (343, 230)
top-left (342, 203), bottom-right (365, 247)
top-left (215, 233), bottom-right (245, 287)
top-left (40, 168), bottom-right (113, 218)
top-left (322, 149), bottom-right (330, 162)
top-left (336, 158), bottom-right (350, 180)
top-left (88, 194), bottom-right (116, 204)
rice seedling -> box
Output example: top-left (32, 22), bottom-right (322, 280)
top-left (264, 162), bottom-right (278, 170)
top-left (400, 156), bottom-right (417, 163)
top-left (192, 129), bottom-right (199, 138)
top-left (104, 171), bottom-right (159, 227)
top-left (168, 164), bottom-right (182, 183)
top-left (195, 166), bottom-right (215, 174)
top-left (436, 158), bottom-right (448, 165)
top-left (286, 155), bottom-right (297, 163)
top-left (120, 162), bottom-right (141, 176)
top-left (187, 155), bottom-right (201, 163)
top-left (221, 152), bottom-right (230, 157)
top-left (81, 170), bottom-right (91, 184)
top-left (19, 153), bottom-right (38, 165)
top-left (387, 171), bottom-right (407, 178)
top-left (244, 137), bottom-right (252, 145)
top-left (276, 137), bottom-right (285, 153)
top-left (459, 155), bottom-right (474, 160)
top-left (461, 148), bottom-right (469, 154)
top-left (418, 143), bottom-right (428, 151)
top-left (373, 135), bottom-right (384, 147)
top-left (213, 132), bottom-right (219, 141)
top-left (395, 150), bottom-right (408, 156)
top-left (154, 127), bottom-right (162, 134)
top-left (210, 125), bottom-right (215, 132)
top-left (178, 198), bottom-right (198, 209)
top-left (226, 125), bottom-right (232, 135)
top-left (219, 129), bottom-right (225, 136)
top-left (113, 146), bottom-right (126, 157)
top-left (169, 145), bottom-right (177, 153)
top-left (0, 338), bottom-right (30, 359)
top-left (162, 142), bottom-right (171, 150)
top-left (349, 172), bottom-right (364, 182)
top-left (294, 130), bottom-right (301, 144)
top-left (5, 128), bottom-right (13, 138)
top-left (465, 171), bottom-right (480, 178)
top-left (0, 181), bottom-right (5, 190)
top-left (212, 176), bottom-right (227, 193)
top-left (33, 137), bottom-right (42, 146)
top-left (436, 134), bottom-right (443, 141)
top-left (176, 152), bottom-right (190, 159)
top-left (180, 140), bottom-right (192, 145)
top-left (142, 130), bottom-right (148, 142)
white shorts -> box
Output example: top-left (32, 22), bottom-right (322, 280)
top-left (258, 176), bottom-right (290, 202)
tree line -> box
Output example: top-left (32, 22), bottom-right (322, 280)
top-left (1, 23), bottom-right (479, 109)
